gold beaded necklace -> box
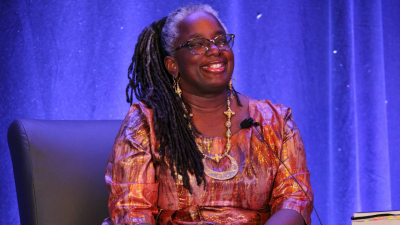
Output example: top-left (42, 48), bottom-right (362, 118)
top-left (200, 91), bottom-right (239, 180)
top-left (174, 78), bottom-right (239, 180)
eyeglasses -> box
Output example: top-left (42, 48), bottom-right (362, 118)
top-left (171, 34), bottom-right (235, 55)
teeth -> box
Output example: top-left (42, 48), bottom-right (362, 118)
top-left (204, 63), bottom-right (224, 68)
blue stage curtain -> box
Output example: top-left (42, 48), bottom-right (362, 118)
top-left (1, 0), bottom-right (399, 224)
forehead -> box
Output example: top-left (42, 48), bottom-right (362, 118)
top-left (177, 11), bottom-right (225, 40)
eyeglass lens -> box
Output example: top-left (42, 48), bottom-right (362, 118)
top-left (188, 35), bottom-right (234, 54)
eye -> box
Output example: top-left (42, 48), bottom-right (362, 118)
top-left (188, 39), bottom-right (207, 48)
top-left (216, 40), bottom-right (228, 46)
top-left (215, 37), bottom-right (229, 47)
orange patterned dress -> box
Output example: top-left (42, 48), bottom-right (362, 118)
top-left (104, 97), bottom-right (313, 225)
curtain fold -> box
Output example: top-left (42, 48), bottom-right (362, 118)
top-left (1, 0), bottom-right (399, 224)
top-left (328, 1), bottom-right (392, 223)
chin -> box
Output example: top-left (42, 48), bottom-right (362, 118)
top-left (204, 79), bottom-right (230, 92)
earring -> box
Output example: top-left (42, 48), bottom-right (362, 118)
top-left (228, 78), bottom-right (234, 99)
top-left (173, 76), bottom-right (182, 98)
top-left (174, 77), bottom-right (193, 118)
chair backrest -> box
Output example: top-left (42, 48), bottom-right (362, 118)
top-left (7, 119), bottom-right (123, 225)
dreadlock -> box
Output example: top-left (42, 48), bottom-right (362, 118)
top-left (125, 7), bottom-right (242, 193)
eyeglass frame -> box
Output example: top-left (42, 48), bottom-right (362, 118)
top-left (171, 34), bottom-right (235, 55)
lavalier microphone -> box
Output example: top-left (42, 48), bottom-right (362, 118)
top-left (239, 118), bottom-right (259, 129)
top-left (240, 118), bottom-right (323, 225)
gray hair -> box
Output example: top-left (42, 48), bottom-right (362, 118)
top-left (161, 4), bottom-right (228, 55)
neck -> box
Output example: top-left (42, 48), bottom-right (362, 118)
top-left (182, 89), bottom-right (228, 113)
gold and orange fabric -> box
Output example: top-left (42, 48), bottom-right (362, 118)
top-left (104, 97), bottom-right (313, 225)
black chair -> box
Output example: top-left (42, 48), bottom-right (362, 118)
top-left (7, 119), bottom-right (123, 225)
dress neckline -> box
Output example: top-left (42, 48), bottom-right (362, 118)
top-left (199, 96), bottom-right (255, 140)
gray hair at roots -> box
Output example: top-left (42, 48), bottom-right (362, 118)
top-left (161, 4), bottom-right (228, 55)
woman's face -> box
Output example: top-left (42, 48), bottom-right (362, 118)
top-left (168, 11), bottom-right (235, 96)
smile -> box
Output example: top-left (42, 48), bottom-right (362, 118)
top-left (201, 62), bottom-right (225, 72)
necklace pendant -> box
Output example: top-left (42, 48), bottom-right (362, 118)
top-left (203, 155), bottom-right (239, 180)
top-left (223, 108), bottom-right (235, 118)
top-left (214, 153), bottom-right (222, 163)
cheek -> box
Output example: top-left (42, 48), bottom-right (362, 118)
top-left (226, 51), bottom-right (235, 72)
top-left (177, 55), bottom-right (201, 74)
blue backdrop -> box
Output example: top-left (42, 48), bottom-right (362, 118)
top-left (1, 0), bottom-right (399, 224)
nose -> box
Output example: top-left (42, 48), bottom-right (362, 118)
top-left (205, 41), bottom-right (221, 56)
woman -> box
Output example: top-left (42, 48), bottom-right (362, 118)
top-left (104, 4), bottom-right (313, 225)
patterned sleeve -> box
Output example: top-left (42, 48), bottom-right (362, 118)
top-left (269, 105), bottom-right (314, 225)
top-left (105, 104), bottom-right (159, 225)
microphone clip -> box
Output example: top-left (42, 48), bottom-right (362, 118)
top-left (240, 118), bottom-right (260, 129)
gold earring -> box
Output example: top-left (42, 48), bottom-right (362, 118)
top-left (173, 77), bottom-right (182, 98)
top-left (228, 78), bottom-right (234, 99)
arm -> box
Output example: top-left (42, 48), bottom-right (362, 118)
top-left (268, 106), bottom-right (313, 225)
top-left (105, 106), bottom-right (159, 225)
top-left (265, 209), bottom-right (305, 225)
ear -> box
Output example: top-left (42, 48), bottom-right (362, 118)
top-left (164, 56), bottom-right (179, 78)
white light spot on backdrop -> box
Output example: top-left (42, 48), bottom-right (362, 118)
top-left (257, 13), bottom-right (262, 19)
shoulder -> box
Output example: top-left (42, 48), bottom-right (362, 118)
top-left (115, 101), bottom-right (155, 144)
top-left (247, 97), bottom-right (292, 125)
top-left (125, 101), bottom-right (153, 126)
top-left (248, 97), bottom-right (301, 143)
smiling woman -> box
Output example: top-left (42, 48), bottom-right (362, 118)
top-left (103, 4), bottom-right (313, 225)
top-left (165, 11), bottom-right (235, 96)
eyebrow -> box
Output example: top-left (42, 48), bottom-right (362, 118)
top-left (188, 31), bottom-right (226, 39)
